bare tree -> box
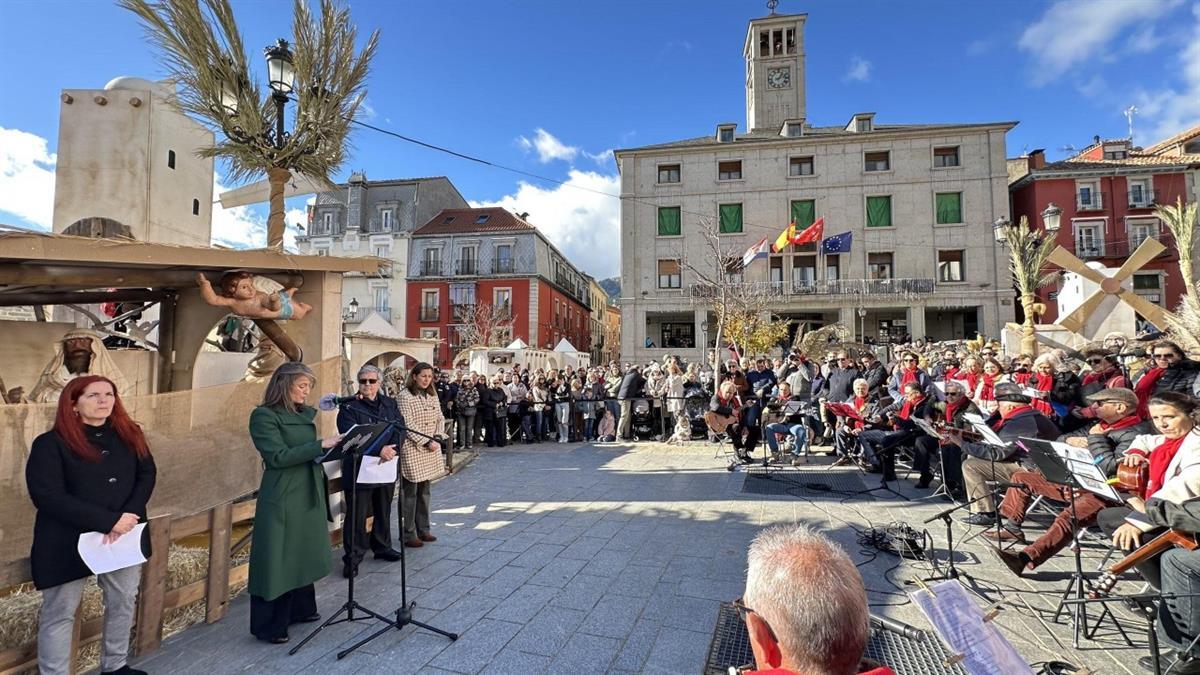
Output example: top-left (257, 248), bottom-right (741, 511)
top-left (453, 301), bottom-right (515, 352)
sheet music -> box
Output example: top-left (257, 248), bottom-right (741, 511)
top-left (78, 523), bottom-right (147, 575)
top-left (911, 580), bottom-right (1034, 675)
top-left (912, 417), bottom-right (945, 441)
top-left (969, 421), bottom-right (1006, 446)
top-left (963, 412), bottom-right (986, 426)
top-left (1049, 441), bottom-right (1094, 465)
top-left (356, 455), bottom-right (398, 484)
top-left (781, 399), bottom-right (803, 416)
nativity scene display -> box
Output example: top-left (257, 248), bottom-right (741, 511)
top-left (197, 271), bottom-right (312, 321)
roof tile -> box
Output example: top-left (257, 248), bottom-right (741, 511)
top-left (412, 207), bottom-right (536, 236)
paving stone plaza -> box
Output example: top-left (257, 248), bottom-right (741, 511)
top-left (134, 443), bottom-right (1152, 674)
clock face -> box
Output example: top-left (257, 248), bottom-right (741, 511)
top-left (767, 67), bottom-right (791, 89)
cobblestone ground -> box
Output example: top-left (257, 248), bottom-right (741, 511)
top-left (133, 442), bottom-right (1148, 674)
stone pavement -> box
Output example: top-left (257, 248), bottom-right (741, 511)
top-left (132, 442), bottom-right (1151, 674)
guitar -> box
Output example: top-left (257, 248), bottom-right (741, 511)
top-left (1112, 462), bottom-right (1149, 496)
top-left (704, 411), bottom-right (739, 434)
top-left (1091, 528), bottom-right (1199, 598)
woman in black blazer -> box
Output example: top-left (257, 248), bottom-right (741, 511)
top-left (26, 375), bottom-right (156, 675)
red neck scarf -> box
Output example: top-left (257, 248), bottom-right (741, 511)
top-left (978, 373), bottom-right (997, 400)
top-left (995, 404), bottom-right (1034, 429)
top-left (1012, 371), bottom-right (1033, 386)
top-left (1147, 435), bottom-right (1189, 499)
top-left (944, 398), bottom-right (967, 425)
top-left (1030, 372), bottom-right (1054, 416)
top-left (899, 396), bottom-right (924, 421)
top-left (1099, 415), bottom-right (1143, 432)
top-left (957, 370), bottom-right (980, 393)
top-left (1135, 367), bottom-right (1167, 418)
top-left (943, 366), bottom-right (959, 380)
top-left (853, 396), bottom-right (867, 429)
top-left (1083, 366), bottom-right (1116, 387)
top-left (901, 367), bottom-right (919, 388)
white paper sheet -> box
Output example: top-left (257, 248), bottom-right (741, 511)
top-left (1048, 442), bottom-right (1121, 501)
top-left (969, 421), bottom-right (1007, 446)
top-left (911, 580), bottom-right (1034, 675)
top-left (356, 455), bottom-right (398, 484)
top-left (912, 417), bottom-right (945, 441)
top-left (963, 412), bottom-right (987, 426)
top-left (77, 522), bottom-right (147, 575)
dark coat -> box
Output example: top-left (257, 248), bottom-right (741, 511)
top-left (336, 394), bottom-right (405, 488)
top-left (928, 399), bottom-right (982, 430)
top-left (618, 371), bottom-right (646, 400)
top-left (818, 366), bottom-right (861, 402)
top-left (1149, 360), bottom-right (1200, 397)
top-left (455, 384), bottom-right (480, 415)
top-left (880, 397), bottom-right (934, 432)
top-left (746, 369), bottom-right (777, 397)
top-left (480, 386), bottom-right (507, 419)
top-left (1057, 417), bottom-right (1156, 477)
top-left (860, 363), bottom-right (888, 399)
top-left (26, 423), bottom-right (157, 589)
top-left (961, 407), bottom-right (1060, 463)
top-left (1079, 366), bottom-right (1131, 403)
top-left (247, 405), bottom-right (331, 601)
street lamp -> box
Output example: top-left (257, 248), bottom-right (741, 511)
top-left (1041, 202), bottom-right (1062, 234)
top-left (992, 216), bottom-right (1011, 243)
top-left (342, 297), bottom-right (359, 322)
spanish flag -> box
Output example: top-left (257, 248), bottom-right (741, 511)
top-left (772, 221), bottom-right (796, 253)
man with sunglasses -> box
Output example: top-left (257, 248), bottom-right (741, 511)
top-left (886, 351), bottom-right (933, 402)
top-left (335, 365), bottom-right (404, 578)
top-left (814, 352), bottom-right (860, 445)
top-left (1134, 341), bottom-right (1200, 416)
top-left (914, 379), bottom-right (980, 494)
top-left (739, 524), bottom-right (895, 675)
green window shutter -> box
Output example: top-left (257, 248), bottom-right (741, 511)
top-left (936, 192), bottom-right (962, 224)
top-left (719, 204), bottom-right (743, 233)
top-left (866, 196), bottom-right (892, 228)
top-left (657, 207), bottom-right (681, 236)
top-left (790, 200), bottom-right (815, 229)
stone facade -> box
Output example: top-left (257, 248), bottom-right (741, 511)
top-left (295, 173), bottom-right (468, 332)
top-left (615, 11), bottom-right (1016, 364)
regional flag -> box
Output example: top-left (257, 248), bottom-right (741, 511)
top-left (792, 217), bottom-right (825, 245)
top-left (821, 231), bottom-right (853, 254)
top-left (742, 237), bottom-right (770, 268)
top-left (772, 222), bottom-right (796, 253)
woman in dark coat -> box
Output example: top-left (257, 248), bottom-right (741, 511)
top-left (480, 374), bottom-right (509, 447)
top-left (27, 375), bottom-right (156, 675)
top-left (247, 362), bottom-right (344, 643)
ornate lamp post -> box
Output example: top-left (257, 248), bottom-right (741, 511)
top-left (993, 205), bottom-right (1061, 355)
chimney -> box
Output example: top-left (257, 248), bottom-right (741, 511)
top-left (1093, 134), bottom-right (1101, 146)
top-left (1028, 148), bottom-right (1046, 170)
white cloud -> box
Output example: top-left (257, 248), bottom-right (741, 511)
top-left (843, 56), bottom-right (871, 83)
top-left (1018, 0), bottom-right (1181, 85)
top-left (583, 149), bottom-right (614, 167)
top-left (470, 170), bottom-right (620, 278)
top-left (0, 127), bottom-right (56, 229)
top-left (1132, 3), bottom-right (1200, 142)
top-left (516, 128), bottom-right (580, 163)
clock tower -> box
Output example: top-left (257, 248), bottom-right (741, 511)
top-left (744, 11), bottom-right (807, 132)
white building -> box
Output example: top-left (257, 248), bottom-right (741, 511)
top-left (295, 172), bottom-right (468, 333)
top-left (615, 11), bottom-right (1017, 363)
top-left (53, 77), bottom-right (214, 246)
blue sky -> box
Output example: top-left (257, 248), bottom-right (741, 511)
top-left (2, 0), bottom-right (1198, 278)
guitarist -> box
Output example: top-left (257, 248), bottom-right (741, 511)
top-left (984, 388), bottom-right (1152, 576)
top-left (1097, 392), bottom-right (1200, 589)
top-left (914, 379), bottom-right (980, 495)
top-left (709, 380), bottom-right (757, 463)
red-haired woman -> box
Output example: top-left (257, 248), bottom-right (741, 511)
top-left (26, 375), bottom-right (156, 675)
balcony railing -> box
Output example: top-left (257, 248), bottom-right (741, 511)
top-left (420, 260), bottom-right (443, 276)
top-left (1127, 189), bottom-right (1157, 208)
top-left (1074, 233), bottom-right (1175, 260)
top-left (344, 306), bottom-right (391, 323)
top-left (419, 306), bottom-right (440, 322)
top-left (363, 218), bottom-right (395, 234)
top-left (1076, 192), bottom-right (1104, 211)
top-left (492, 259), bottom-right (515, 274)
top-left (450, 302), bottom-right (476, 321)
top-left (456, 259), bottom-right (478, 275)
top-left (688, 277), bottom-right (937, 299)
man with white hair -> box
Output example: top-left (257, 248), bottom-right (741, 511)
top-left (741, 524), bottom-right (894, 675)
top-left (29, 329), bottom-right (131, 403)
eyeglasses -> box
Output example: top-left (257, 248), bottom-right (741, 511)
top-left (837, 357), bottom-right (849, 361)
top-left (1154, 353), bottom-right (1179, 361)
top-left (732, 597), bottom-right (778, 643)
top-left (1086, 358), bottom-right (1104, 365)
top-left (358, 378), bottom-right (378, 384)
top-left (945, 392), bottom-right (963, 397)
top-left (903, 358), bottom-right (916, 363)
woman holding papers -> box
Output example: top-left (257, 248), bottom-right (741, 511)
top-left (396, 363), bottom-right (448, 548)
top-left (26, 375), bottom-right (156, 675)
top-left (246, 362), bottom-right (344, 644)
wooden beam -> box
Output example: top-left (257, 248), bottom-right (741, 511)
top-left (0, 289), bottom-right (170, 307)
top-left (0, 265), bottom-right (303, 290)
top-left (205, 503), bottom-right (233, 623)
top-left (134, 517), bottom-right (171, 656)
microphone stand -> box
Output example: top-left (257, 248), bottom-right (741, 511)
top-left (1061, 592), bottom-right (1200, 675)
top-left (293, 399), bottom-right (458, 660)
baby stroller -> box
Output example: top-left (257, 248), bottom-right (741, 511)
top-left (629, 398), bottom-right (657, 441)
top-left (683, 383), bottom-right (711, 440)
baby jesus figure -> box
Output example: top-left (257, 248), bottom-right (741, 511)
top-left (197, 271), bottom-right (312, 321)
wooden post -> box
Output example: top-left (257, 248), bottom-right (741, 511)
top-left (133, 517), bottom-right (171, 656)
top-left (205, 503), bottom-right (233, 623)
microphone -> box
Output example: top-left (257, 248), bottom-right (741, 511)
top-left (318, 393), bottom-right (360, 411)
top-left (868, 614), bottom-right (925, 641)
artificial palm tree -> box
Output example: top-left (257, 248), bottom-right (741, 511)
top-left (1155, 198), bottom-right (1200, 354)
top-left (1003, 215), bottom-right (1058, 355)
top-left (120, 0), bottom-right (378, 248)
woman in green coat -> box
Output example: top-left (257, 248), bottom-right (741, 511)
top-left (247, 362), bottom-right (343, 643)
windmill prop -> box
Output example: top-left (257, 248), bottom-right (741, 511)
top-left (1048, 238), bottom-right (1170, 335)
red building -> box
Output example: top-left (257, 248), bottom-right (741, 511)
top-left (1009, 132), bottom-right (1199, 324)
top-left (405, 207), bottom-right (592, 367)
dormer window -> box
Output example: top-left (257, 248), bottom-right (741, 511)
top-left (856, 118), bottom-right (872, 132)
top-left (847, 113), bottom-right (875, 133)
top-left (443, 215), bottom-right (455, 224)
top-left (717, 124), bottom-right (736, 143)
top-left (474, 214), bottom-right (490, 224)
top-left (782, 120), bottom-right (804, 137)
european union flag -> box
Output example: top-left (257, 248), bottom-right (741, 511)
top-left (821, 231), bottom-right (852, 254)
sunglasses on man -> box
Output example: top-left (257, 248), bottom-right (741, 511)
top-left (359, 378), bottom-right (378, 384)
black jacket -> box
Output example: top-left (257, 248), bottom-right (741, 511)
top-left (818, 366), bottom-right (861, 402)
top-left (481, 386), bottom-right (508, 419)
top-left (961, 407), bottom-right (1060, 463)
top-left (1056, 417), bottom-right (1156, 477)
top-left (880, 397), bottom-right (934, 432)
top-left (336, 393), bottom-right (406, 483)
top-left (1146, 360), bottom-right (1200, 397)
top-left (860, 363), bottom-right (888, 400)
top-left (928, 399), bottom-right (982, 430)
top-left (26, 424), bottom-right (157, 589)
top-left (618, 371), bottom-right (645, 400)
top-left (1147, 497), bottom-right (1200, 532)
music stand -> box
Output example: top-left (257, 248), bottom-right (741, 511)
top-left (1018, 437), bottom-right (1130, 649)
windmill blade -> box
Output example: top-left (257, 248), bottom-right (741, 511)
top-left (1047, 247), bottom-right (1109, 286)
top-left (1118, 291), bottom-right (1171, 331)
top-left (1057, 289), bottom-right (1108, 334)
top-left (1112, 237), bottom-right (1167, 282)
